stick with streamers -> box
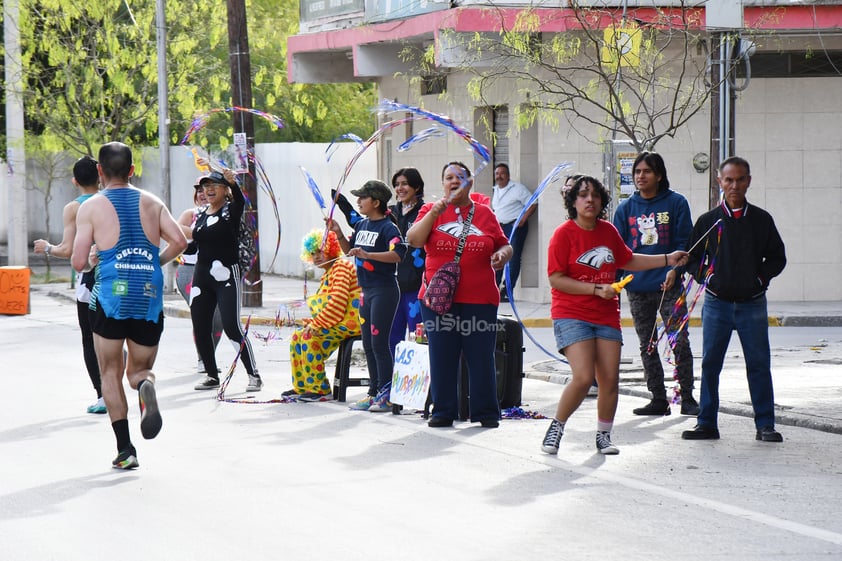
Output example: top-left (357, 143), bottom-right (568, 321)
top-left (505, 162), bottom-right (575, 364)
top-left (648, 220), bottom-right (723, 358)
top-left (378, 99), bottom-right (491, 173)
top-left (216, 315), bottom-right (253, 401)
top-left (248, 151), bottom-right (283, 272)
top-left (180, 108), bottom-right (286, 274)
top-left (377, 99), bottom-right (491, 201)
top-left (323, 100), bottom-right (490, 246)
top-left (179, 106), bottom-right (285, 146)
top-left (215, 316), bottom-right (300, 404)
top-left (326, 117), bottom-right (411, 220)
top-left (322, 117), bottom-right (415, 248)
top-left (686, 218), bottom-right (723, 255)
top-left (300, 166), bottom-right (327, 213)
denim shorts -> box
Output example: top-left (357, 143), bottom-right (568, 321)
top-left (553, 318), bottom-right (622, 354)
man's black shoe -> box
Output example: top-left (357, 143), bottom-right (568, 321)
top-left (756, 426), bottom-right (783, 442)
top-left (680, 396), bottom-right (700, 416)
top-left (479, 419), bottom-right (499, 428)
top-left (428, 417), bottom-right (453, 428)
top-left (681, 424), bottom-right (720, 440)
top-left (633, 399), bottom-right (671, 416)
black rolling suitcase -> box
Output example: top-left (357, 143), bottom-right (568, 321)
top-left (495, 315), bottom-right (524, 408)
top-left (457, 315), bottom-right (525, 419)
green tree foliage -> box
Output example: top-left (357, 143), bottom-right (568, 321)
top-left (7, 0), bottom-right (375, 156)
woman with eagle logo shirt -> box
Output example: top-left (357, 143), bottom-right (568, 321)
top-left (541, 175), bottom-right (687, 458)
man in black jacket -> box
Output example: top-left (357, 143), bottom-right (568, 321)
top-left (681, 156), bottom-right (787, 442)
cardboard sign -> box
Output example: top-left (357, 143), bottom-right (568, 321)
top-left (0, 267), bottom-right (31, 315)
top-left (390, 341), bottom-right (430, 410)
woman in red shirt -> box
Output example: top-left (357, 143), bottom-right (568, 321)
top-left (407, 162), bottom-right (512, 428)
top-left (541, 176), bottom-right (686, 456)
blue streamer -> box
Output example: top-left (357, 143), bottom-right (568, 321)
top-left (300, 166), bottom-right (326, 210)
top-left (505, 162), bottom-right (575, 364)
top-left (398, 126), bottom-right (447, 151)
top-left (326, 133), bottom-right (364, 162)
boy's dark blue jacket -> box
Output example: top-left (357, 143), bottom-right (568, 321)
top-left (612, 188), bottom-right (693, 292)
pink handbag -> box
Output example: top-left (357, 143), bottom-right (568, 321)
top-left (424, 261), bottom-right (461, 314)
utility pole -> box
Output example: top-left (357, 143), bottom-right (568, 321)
top-left (708, 32), bottom-right (737, 210)
top-left (156, 0), bottom-right (174, 293)
top-left (226, 0), bottom-right (261, 307)
top-left (4, 0), bottom-right (28, 267)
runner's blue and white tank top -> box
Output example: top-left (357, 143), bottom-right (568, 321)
top-left (90, 188), bottom-right (163, 321)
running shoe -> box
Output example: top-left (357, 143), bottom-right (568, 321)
top-left (281, 389), bottom-right (300, 397)
top-left (86, 397), bottom-right (107, 415)
top-left (112, 446), bottom-right (139, 470)
top-left (349, 396), bottom-right (374, 411)
top-left (368, 390), bottom-right (392, 413)
top-left (139, 381), bottom-right (162, 440)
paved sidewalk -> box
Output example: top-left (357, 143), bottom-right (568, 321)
top-left (35, 270), bottom-right (842, 436)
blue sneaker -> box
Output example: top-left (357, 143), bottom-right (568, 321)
top-left (349, 396), bottom-right (374, 411)
top-left (87, 397), bottom-right (107, 415)
top-left (368, 384), bottom-right (393, 413)
top-left (369, 395), bottom-right (392, 412)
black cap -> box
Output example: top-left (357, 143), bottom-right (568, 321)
top-left (198, 170), bottom-right (233, 188)
top-left (350, 180), bottom-right (391, 203)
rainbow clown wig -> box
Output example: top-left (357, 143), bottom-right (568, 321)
top-left (300, 229), bottom-right (342, 263)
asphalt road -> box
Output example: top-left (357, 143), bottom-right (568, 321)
top-left (2, 289), bottom-right (842, 560)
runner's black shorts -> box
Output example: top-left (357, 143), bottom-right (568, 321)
top-left (90, 305), bottom-right (164, 347)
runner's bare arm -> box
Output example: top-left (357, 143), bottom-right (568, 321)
top-left (34, 201), bottom-right (80, 258)
top-left (177, 208), bottom-right (195, 241)
top-left (159, 205), bottom-right (189, 266)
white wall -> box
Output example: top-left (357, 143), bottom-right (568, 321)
top-left (18, 142), bottom-right (378, 278)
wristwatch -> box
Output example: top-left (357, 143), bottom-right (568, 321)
top-left (45, 244), bottom-right (52, 256)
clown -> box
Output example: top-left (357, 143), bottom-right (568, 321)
top-left (285, 229), bottom-right (362, 401)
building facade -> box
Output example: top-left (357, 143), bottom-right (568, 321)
top-left (288, 1), bottom-right (842, 303)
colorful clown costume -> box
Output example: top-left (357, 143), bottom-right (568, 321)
top-left (289, 258), bottom-right (362, 395)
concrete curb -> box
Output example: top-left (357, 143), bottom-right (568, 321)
top-left (521, 316), bottom-right (842, 328)
top-left (44, 286), bottom-right (840, 328)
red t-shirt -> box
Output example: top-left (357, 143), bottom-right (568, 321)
top-left (547, 219), bottom-right (633, 329)
top-left (417, 202), bottom-right (510, 305)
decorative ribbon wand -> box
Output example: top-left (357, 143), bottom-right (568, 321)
top-left (647, 217), bottom-right (723, 352)
top-left (686, 218), bottom-right (723, 254)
